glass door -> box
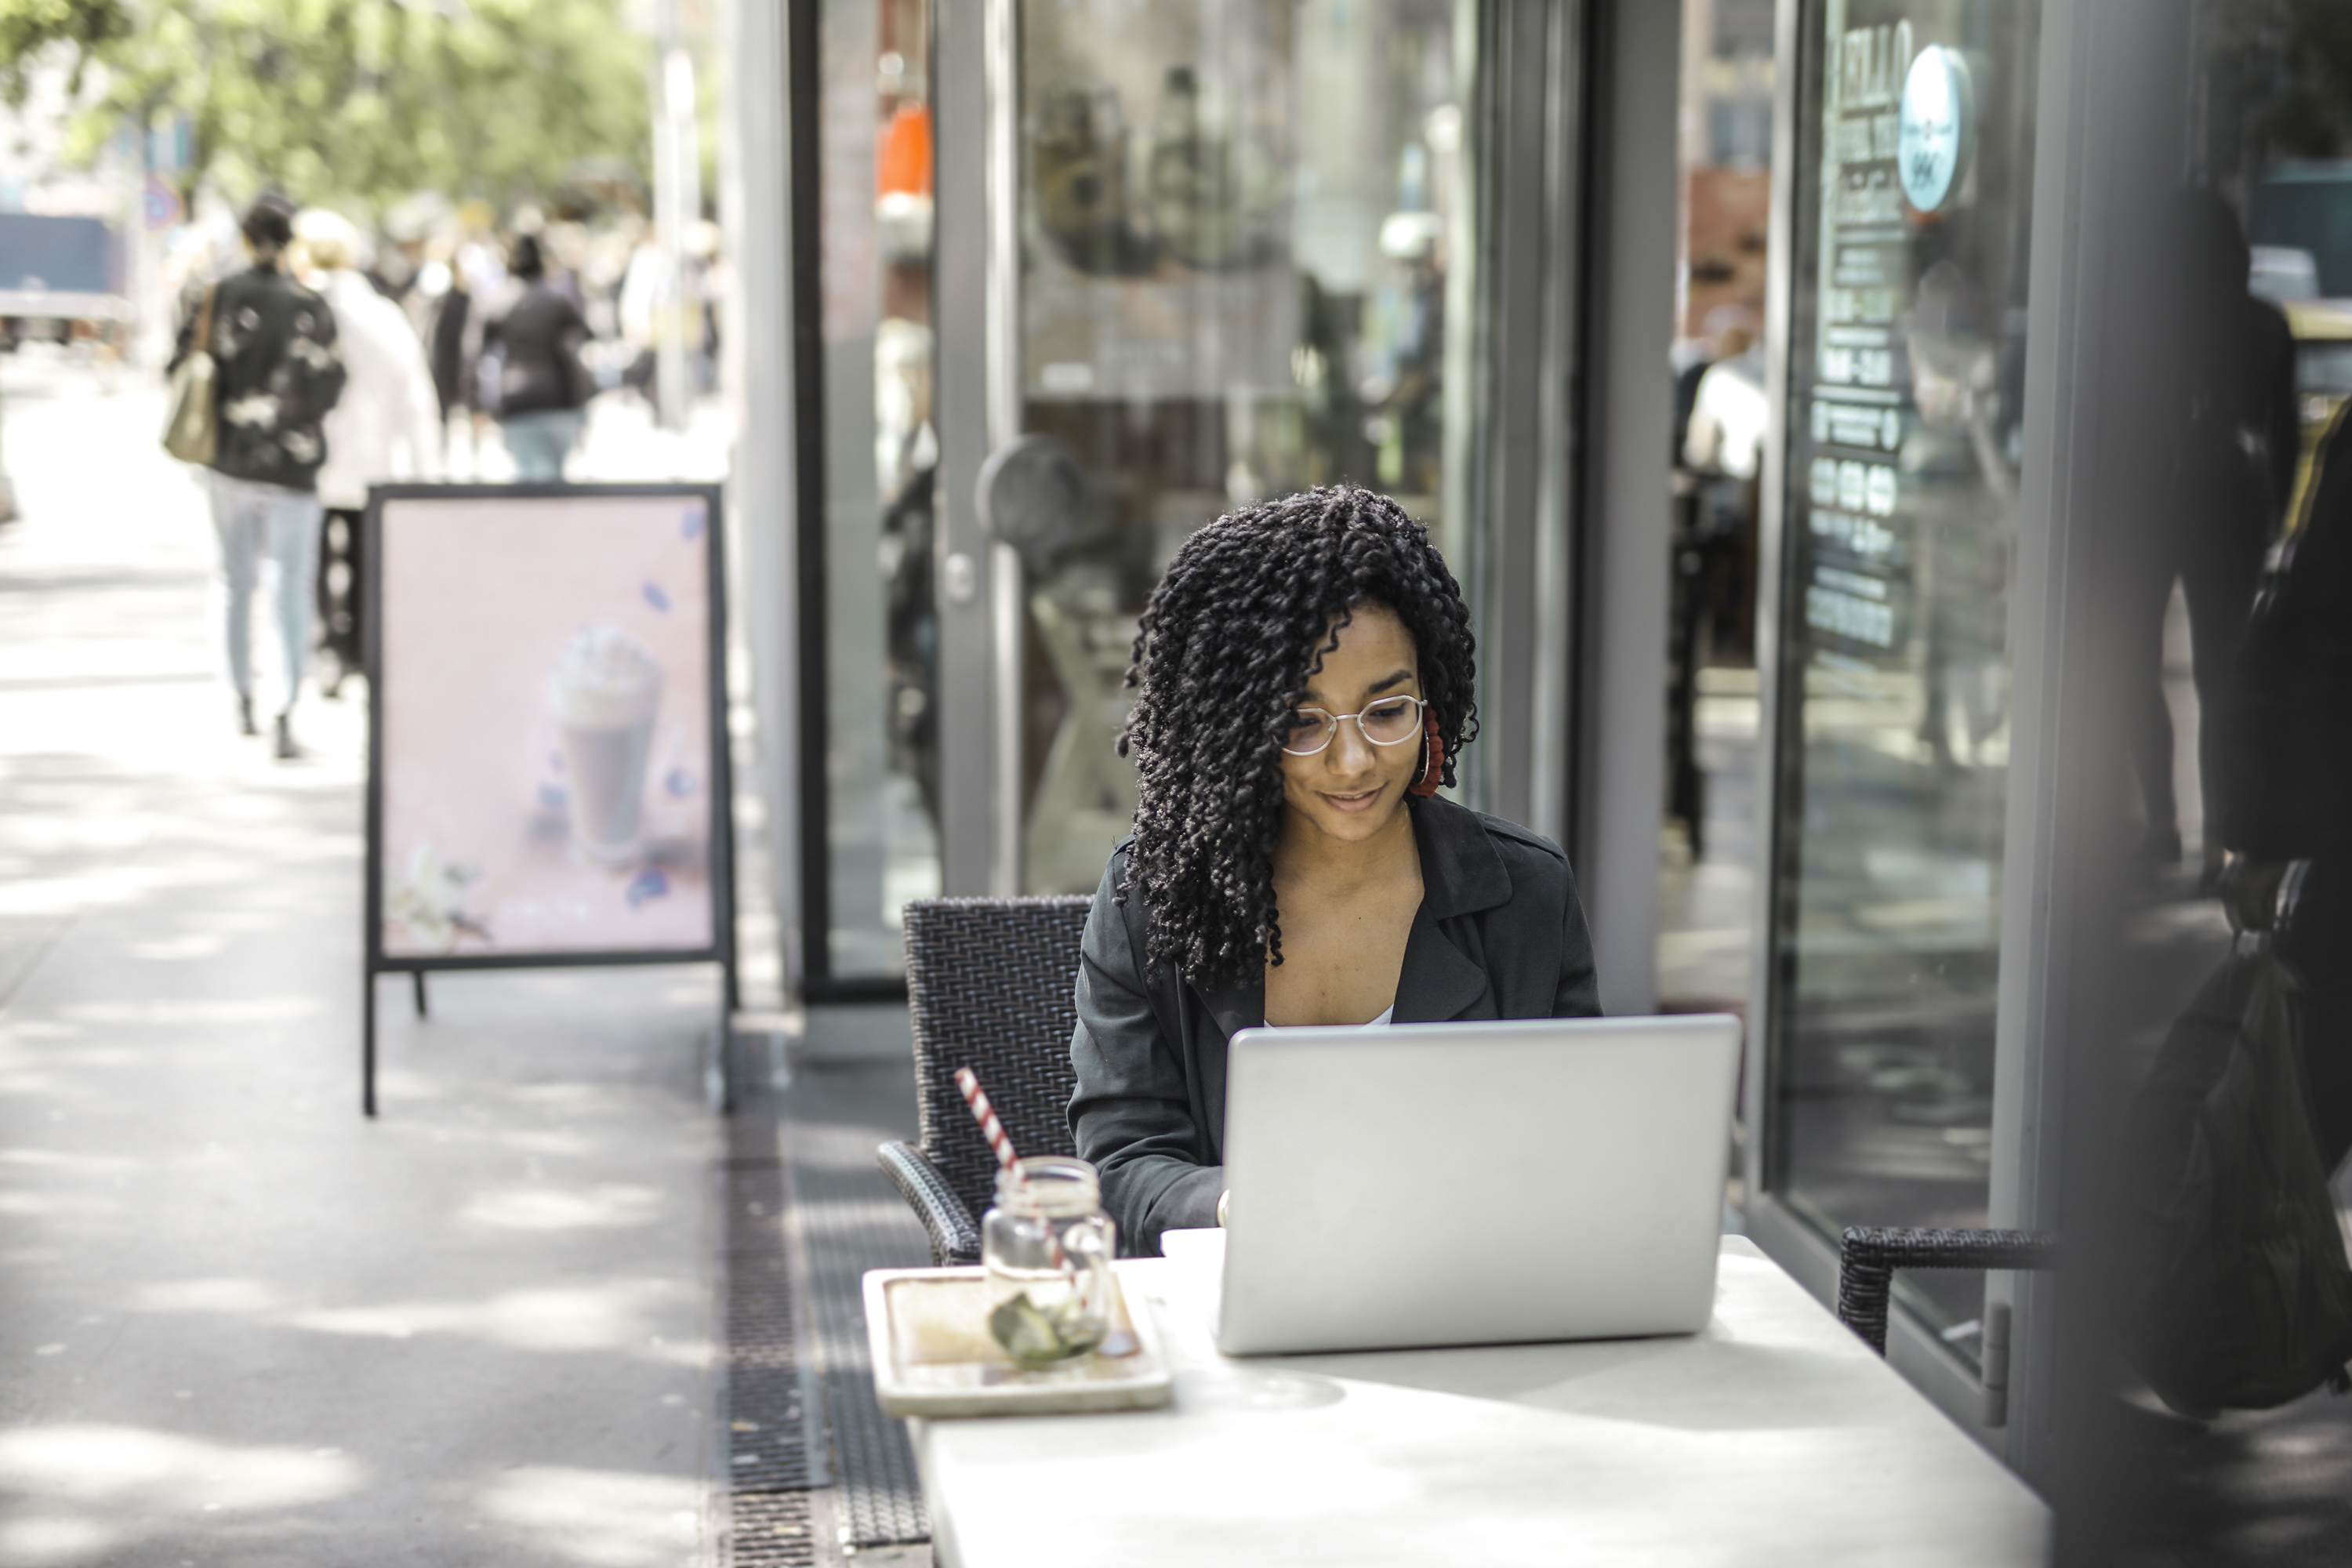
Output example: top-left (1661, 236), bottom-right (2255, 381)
top-left (1762, 0), bottom-right (2042, 1353)
top-left (798, 0), bottom-right (943, 992)
top-left (982, 0), bottom-right (1488, 894)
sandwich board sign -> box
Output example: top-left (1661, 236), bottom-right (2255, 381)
top-left (361, 483), bottom-right (736, 1113)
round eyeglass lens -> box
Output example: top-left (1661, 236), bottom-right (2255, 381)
top-left (1359, 696), bottom-right (1421, 743)
top-left (1283, 712), bottom-right (1332, 753)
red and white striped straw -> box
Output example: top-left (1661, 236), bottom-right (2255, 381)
top-left (954, 1066), bottom-right (1022, 1178)
top-left (955, 1065), bottom-right (1070, 1272)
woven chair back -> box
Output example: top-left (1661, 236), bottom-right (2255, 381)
top-left (902, 896), bottom-right (1094, 1225)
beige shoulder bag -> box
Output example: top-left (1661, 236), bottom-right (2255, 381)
top-left (162, 285), bottom-right (220, 464)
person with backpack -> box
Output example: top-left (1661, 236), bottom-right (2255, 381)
top-left (2119, 395), bottom-right (2352, 1419)
top-left (477, 234), bottom-right (594, 481)
top-left (2220, 398), bottom-right (2352, 1166)
top-left (169, 194), bottom-right (349, 759)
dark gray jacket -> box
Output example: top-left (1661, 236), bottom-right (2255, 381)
top-left (481, 279), bottom-right (591, 416)
top-left (172, 263), bottom-right (347, 492)
top-left (1067, 793), bottom-right (1602, 1255)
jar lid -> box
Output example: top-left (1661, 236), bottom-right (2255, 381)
top-left (995, 1155), bottom-right (1102, 1217)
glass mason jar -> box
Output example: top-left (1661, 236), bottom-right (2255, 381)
top-left (982, 1156), bottom-right (1116, 1364)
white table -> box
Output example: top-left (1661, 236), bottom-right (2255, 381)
top-left (906, 1232), bottom-right (2048, 1566)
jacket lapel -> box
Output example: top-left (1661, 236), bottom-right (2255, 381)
top-left (1394, 796), bottom-right (1513, 1022)
top-left (1392, 899), bottom-right (1491, 1020)
top-left (1196, 973), bottom-right (1264, 1042)
top-left (1189, 974), bottom-right (1261, 1165)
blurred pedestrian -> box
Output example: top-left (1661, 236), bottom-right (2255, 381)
top-left (2131, 192), bottom-right (2297, 880)
top-left (169, 194), bottom-right (347, 759)
top-left (292, 210), bottom-right (443, 694)
top-left (2221, 399), bottom-right (2352, 1168)
top-left (479, 234), bottom-right (593, 481)
top-left (414, 235), bottom-right (473, 423)
top-left (617, 221), bottom-right (662, 404)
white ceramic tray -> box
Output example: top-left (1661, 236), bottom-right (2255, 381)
top-left (862, 1265), bottom-right (1174, 1418)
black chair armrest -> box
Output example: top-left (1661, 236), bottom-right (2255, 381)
top-left (879, 1140), bottom-right (982, 1267)
top-left (1837, 1225), bottom-right (2059, 1356)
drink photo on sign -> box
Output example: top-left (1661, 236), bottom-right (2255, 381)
top-left (371, 489), bottom-right (721, 960)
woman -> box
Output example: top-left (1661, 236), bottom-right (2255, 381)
top-left (480, 234), bottom-right (593, 481)
top-left (169, 195), bottom-right (347, 760)
top-left (292, 209), bottom-right (443, 695)
top-left (1069, 486), bottom-right (1601, 1255)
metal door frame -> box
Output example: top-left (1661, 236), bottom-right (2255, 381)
top-left (1483, 0), bottom-right (1585, 843)
top-left (1563, 0), bottom-right (1679, 1013)
top-left (1992, 0), bottom-right (2199, 1491)
top-left (931, 0), bottom-right (1009, 898)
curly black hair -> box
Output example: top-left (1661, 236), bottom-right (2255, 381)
top-left (1114, 485), bottom-right (1479, 987)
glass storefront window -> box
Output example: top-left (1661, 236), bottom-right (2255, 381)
top-left (1011, 0), bottom-right (1481, 893)
top-left (1766, 0), bottom-right (2042, 1350)
top-left (815, 0), bottom-right (942, 980)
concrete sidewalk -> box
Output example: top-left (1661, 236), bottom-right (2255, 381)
top-left (0, 356), bottom-right (728, 1567)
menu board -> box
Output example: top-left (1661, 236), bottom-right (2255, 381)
top-left (1800, 7), bottom-right (1921, 669)
top-left (1794, 0), bottom-right (2035, 685)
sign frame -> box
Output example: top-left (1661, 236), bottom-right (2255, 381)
top-left (360, 481), bottom-right (739, 1115)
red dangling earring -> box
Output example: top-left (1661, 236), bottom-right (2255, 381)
top-left (1410, 712), bottom-right (1445, 797)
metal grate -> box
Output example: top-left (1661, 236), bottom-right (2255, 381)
top-left (720, 1030), bottom-right (826, 1567)
top-left (724, 1171), bottom-right (818, 1492)
top-left (723, 1029), bottom-right (938, 1555)
top-left (786, 1117), bottom-right (935, 1548)
top-left (726, 1488), bottom-right (818, 1568)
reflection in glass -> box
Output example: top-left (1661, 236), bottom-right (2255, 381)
top-left (818, 0), bottom-right (942, 978)
top-left (1766, 0), bottom-right (2041, 1350)
top-left (2096, 6), bottom-right (2352, 1550)
top-left (1013, 0), bottom-right (1479, 893)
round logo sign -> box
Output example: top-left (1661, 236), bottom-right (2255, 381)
top-left (1897, 46), bottom-right (1973, 214)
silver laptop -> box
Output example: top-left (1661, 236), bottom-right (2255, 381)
top-left (1213, 1014), bottom-right (1742, 1356)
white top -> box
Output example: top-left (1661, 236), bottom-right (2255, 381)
top-left (314, 269), bottom-right (443, 510)
top-left (906, 1234), bottom-right (2049, 1568)
top-left (1262, 1004), bottom-right (1392, 1029)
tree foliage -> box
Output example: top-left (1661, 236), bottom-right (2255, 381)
top-left (0, 0), bottom-right (653, 213)
top-left (0, 0), bottom-right (129, 103)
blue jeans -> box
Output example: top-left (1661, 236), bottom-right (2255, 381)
top-left (206, 471), bottom-right (322, 714)
top-left (499, 408), bottom-right (587, 481)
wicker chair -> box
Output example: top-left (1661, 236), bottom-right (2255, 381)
top-left (1836, 1226), bottom-right (2059, 1355)
top-left (878, 896), bottom-right (1094, 1266)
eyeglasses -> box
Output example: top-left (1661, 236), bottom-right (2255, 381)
top-left (1279, 695), bottom-right (1427, 757)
